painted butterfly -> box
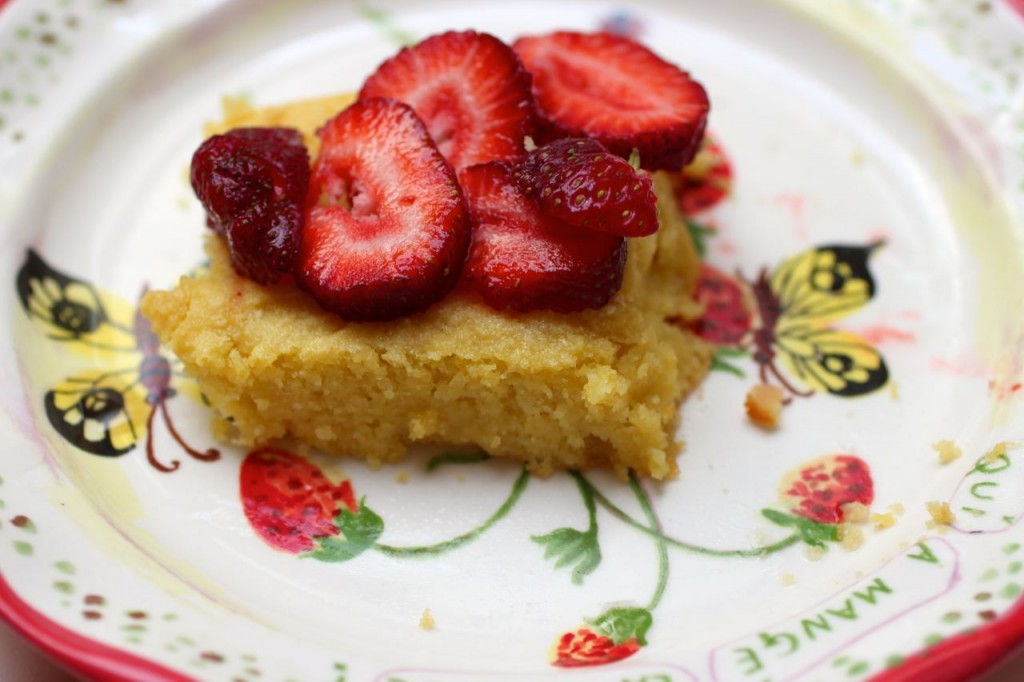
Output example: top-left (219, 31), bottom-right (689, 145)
top-left (15, 249), bottom-right (219, 472)
top-left (697, 242), bottom-right (890, 398)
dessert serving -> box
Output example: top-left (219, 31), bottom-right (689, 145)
top-left (141, 29), bottom-right (716, 479)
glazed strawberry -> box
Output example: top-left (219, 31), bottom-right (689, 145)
top-left (359, 30), bottom-right (534, 170)
top-left (695, 263), bottom-right (751, 345)
top-left (459, 161), bottom-right (626, 313)
top-left (240, 448), bottom-right (356, 554)
top-left (512, 138), bottom-right (658, 237)
top-left (298, 98), bottom-right (470, 321)
top-left (513, 31), bottom-right (709, 171)
top-left (190, 127), bottom-right (309, 284)
top-left (779, 454), bottom-right (874, 525)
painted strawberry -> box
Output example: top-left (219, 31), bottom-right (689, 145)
top-left (551, 606), bottom-right (650, 668)
top-left (762, 454), bottom-right (874, 547)
top-left (359, 30), bottom-right (535, 171)
top-left (553, 628), bottom-right (640, 668)
top-left (297, 98), bottom-right (470, 321)
top-left (694, 263), bottom-right (751, 346)
top-left (459, 161), bottom-right (627, 313)
top-left (780, 454), bottom-right (874, 525)
top-left (513, 31), bottom-right (709, 171)
top-left (240, 448), bottom-right (356, 553)
top-left (512, 137), bottom-right (658, 237)
top-left (675, 134), bottom-right (732, 216)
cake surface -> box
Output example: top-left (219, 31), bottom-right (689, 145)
top-left (141, 95), bottom-right (713, 480)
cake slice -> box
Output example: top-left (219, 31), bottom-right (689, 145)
top-left (142, 95), bottom-right (712, 480)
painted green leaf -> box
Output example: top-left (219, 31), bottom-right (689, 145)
top-left (589, 607), bottom-right (653, 646)
top-left (711, 347), bottom-right (748, 377)
top-left (685, 219), bottom-right (716, 258)
top-left (531, 527), bottom-right (601, 585)
top-left (762, 509), bottom-right (837, 548)
top-left (305, 502), bottom-right (384, 563)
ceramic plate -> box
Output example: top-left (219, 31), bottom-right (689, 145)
top-left (2, 0), bottom-right (1024, 680)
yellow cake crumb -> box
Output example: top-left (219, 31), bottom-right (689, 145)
top-left (805, 546), bottom-right (826, 562)
top-left (394, 469), bottom-right (410, 484)
top-left (419, 608), bottom-right (435, 631)
top-left (926, 501), bottom-right (955, 528)
top-left (840, 501), bottom-right (870, 524)
top-left (837, 523), bottom-right (865, 551)
top-left (779, 573), bottom-right (797, 586)
top-left (745, 384), bottom-right (784, 429)
top-left (889, 502), bottom-right (905, 515)
top-left (932, 440), bottom-right (962, 465)
top-left (871, 512), bottom-right (896, 529)
top-left (984, 441), bottom-right (1021, 463)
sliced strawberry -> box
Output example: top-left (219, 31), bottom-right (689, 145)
top-left (695, 263), bottom-right (751, 345)
top-left (513, 31), bottom-right (709, 171)
top-left (298, 98), bottom-right (470, 321)
top-left (512, 138), bottom-right (658, 237)
top-left (459, 161), bottom-right (626, 313)
top-left (239, 448), bottom-right (356, 554)
top-left (190, 127), bottom-right (309, 284)
top-left (359, 30), bottom-right (534, 171)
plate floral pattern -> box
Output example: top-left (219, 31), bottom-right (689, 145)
top-left (1, 1), bottom-right (1024, 681)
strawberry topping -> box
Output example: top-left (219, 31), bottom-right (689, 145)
top-left (459, 161), bottom-right (626, 313)
top-left (190, 127), bottom-right (309, 284)
top-left (513, 31), bottom-right (709, 171)
top-left (297, 98), bottom-right (470, 321)
top-left (512, 138), bottom-right (658, 237)
top-left (359, 30), bottom-right (535, 171)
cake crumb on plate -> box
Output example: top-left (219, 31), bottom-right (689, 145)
top-left (745, 384), bottom-right (784, 429)
top-left (926, 501), bottom-right (955, 528)
top-left (932, 440), bottom-right (962, 464)
top-left (419, 608), bottom-right (436, 631)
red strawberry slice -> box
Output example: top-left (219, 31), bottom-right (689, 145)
top-left (779, 454), bottom-right (874, 525)
top-left (190, 127), bottom-right (309, 284)
top-left (459, 161), bottom-right (626, 313)
top-left (240, 448), bottom-right (356, 554)
top-left (513, 31), bottom-right (709, 171)
top-left (297, 98), bottom-right (470, 321)
top-left (695, 263), bottom-right (752, 345)
top-left (359, 30), bottom-right (535, 171)
top-left (676, 134), bottom-right (732, 216)
top-left (512, 138), bottom-right (658, 237)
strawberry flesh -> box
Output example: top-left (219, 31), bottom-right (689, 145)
top-left (513, 138), bottom-right (658, 237)
top-left (459, 161), bottom-right (626, 313)
top-left (298, 98), bottom-right (470, 321)
top-left (514, 31), bottom-right (709, 171)
top-left (190, 127), bottom-right (309, 284)
top-left (359, 30), bottom-right (535, 171)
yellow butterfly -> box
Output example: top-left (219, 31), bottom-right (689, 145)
top-left (700, 242), bottom-right (889, 398)
top-left (16, 250), bottom-right (219, 472)
top-left (747, 242), bottom-right (889, 397)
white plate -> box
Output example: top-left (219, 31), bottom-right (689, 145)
top-left (2, 0), bottom-right (1024, 680)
